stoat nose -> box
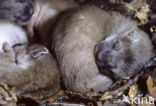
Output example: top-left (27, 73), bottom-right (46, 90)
top-left (95, 43), bottom-right (112, 68)
top-left (96, 47), bottom-right (110, 61)
top-left (96, 51), bottom-right (109, 67)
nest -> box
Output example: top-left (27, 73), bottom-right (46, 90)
top-left (0, 0), bottom-right (156, 106)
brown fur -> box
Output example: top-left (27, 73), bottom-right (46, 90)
top-left (0, 44), bottom-right (60, 99)
top-left (0, 21), bottom-right (60, 99)
top-left (51, 5), bottom-right (153, 94)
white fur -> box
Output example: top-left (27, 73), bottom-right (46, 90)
top-left (0, 22), bottom-right (28, 52)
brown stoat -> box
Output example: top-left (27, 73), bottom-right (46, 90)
top-left (0, 44), bottom-right (60, 100)
top-left (51, 5), bottom-right (153, 94)
top-left (0, 21), bottom-right (60, 99)
top-left (27, 0), bottom-right (77, 46)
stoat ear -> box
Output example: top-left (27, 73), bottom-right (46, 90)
top-left (28, 44), bottom-right (49, 58)
top-left (123, 30), bottom-right (140, 43)
top-left (2, 42), bottom-right (13, 52)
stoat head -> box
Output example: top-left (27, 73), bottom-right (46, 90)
top-left (1, 43), bottom-right (52, 70)
top-left (95, 30), bottom-right (153, 80)
top-left (0, 0), bottom-right (34, 25)
top-left (13, 44), bottom-right (52, 70)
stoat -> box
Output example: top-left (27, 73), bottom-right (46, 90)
top-left (51, 5), bottom-right (153, 94)
top-left (0, 21), bottom-right (60, 99)
top-left (0, 43), bottom-right (60, 99)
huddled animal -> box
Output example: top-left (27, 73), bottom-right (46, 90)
top-left (0, 0), bottom-right (154, 99)
top-left (51, 5), bottom-right (153, 94)
top-left (0, 20), bottom-right (60, 99)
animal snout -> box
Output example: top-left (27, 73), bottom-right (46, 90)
top-left (95, 46), bottom-right (111, 63)
top-left (95, 44), bottom-right (114, 69)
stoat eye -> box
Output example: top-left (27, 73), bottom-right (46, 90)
top-left (28, 45), bottom-right (49, 58)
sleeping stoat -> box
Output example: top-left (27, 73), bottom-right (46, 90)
top-left (51, 5), bottom-right (153, 94)
top-left (0, 21), bottom-right (60, 99)
top-left (0, 44), bottom-right (60, 99)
